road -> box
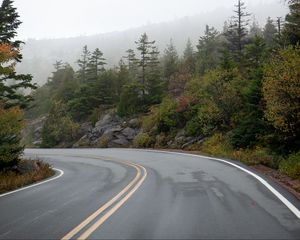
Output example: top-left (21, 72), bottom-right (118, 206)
top-left (1, 148), bottom-right (300, 239)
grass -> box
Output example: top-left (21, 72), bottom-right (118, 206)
top-left (0, 160), bottom-right (54, 194)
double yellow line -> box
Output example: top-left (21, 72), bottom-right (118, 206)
top-left (61, 156), bottom-right (147, 240)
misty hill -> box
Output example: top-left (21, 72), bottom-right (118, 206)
top-left (17, 2), bottom-right (287, 85)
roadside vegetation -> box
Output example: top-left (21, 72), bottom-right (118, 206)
top-left (24, 1), bottom-right (300, 181)
top-left (0, 0), bottom-right (53, 192)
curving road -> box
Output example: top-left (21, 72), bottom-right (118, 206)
top-left (0, 148), bottom-right (300, 239)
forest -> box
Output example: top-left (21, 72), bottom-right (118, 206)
top-left (1, 0), bottom-right (300, 180)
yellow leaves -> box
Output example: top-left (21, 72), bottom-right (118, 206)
top-left (263, 47), bottom-right (300, 134)
top-left (0, 43), bottom-right (19, 74)
top-left (0, 106), bottom-right (24, 136)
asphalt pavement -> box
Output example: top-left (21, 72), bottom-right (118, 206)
top-left (0, 148), bottom-right (300, 239)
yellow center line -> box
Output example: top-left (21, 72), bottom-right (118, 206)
top-left (78, 164), bottom-right (147, 240)
top-left (61, 156), bottom-right (147, 240)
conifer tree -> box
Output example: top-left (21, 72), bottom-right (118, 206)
top-left (0, 0), bottom-right (35, 109)
top-left (86, 48), bottom-right (106, 83)
top-left (284, 0), bottom-right (300, 45)
top-left (163, 39), bottom-right (179, 80)
top-left (77, 45), bottom-right (90, 83)
top-left (196, 25), bottom-right (220, 75)
top-left (225, 0), bottom-right (250, 58)
top-left (263, 17), bottom-right (277, 47)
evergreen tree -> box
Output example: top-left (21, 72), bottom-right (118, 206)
top-left (183, 38), bottom-right (194, 60)
top-left (86, 48), bottom-right (106, 83)
top-left (284, 0), bottom-right (300, 45)
top-left (183, 38), bottom-right (195, 73)
top-left (263, 17), bottom-right (277, 47)
top-left (196, 25), bottom-right (220, 75)
top-left (123, 49), bottom-right (138, 80)
top-left (135, 33), bottom-right (155, 95)
top-left (163, 39), bottom-right (178, 80)
top-left (0, 0), bottom-right (22, 52)
top-left (77, 45), bottom-right (90, 83)
top-left (147, 46), bottom-right (164, 104)
top-left (0, 0), bottom-right (35, 109)
top-left (225, 0), bottom-right (250, 58)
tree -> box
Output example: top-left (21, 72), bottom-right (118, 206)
top-left (77, 45), bottom-right (90, 83)
top-left (146, 46), bottom-right (164, 104)
top-left (0, 0), bottom-right (22, 52)
top-left (135, 33), bottom-right (155, 96)
top-left (0, 105), bottom-right (24, 170)
top-left (0, 0), bottom-right (36, 109)
top-left (163, 39), bottom-right (179, 80)
top-left (263, 47), bottom-right (300, 152)
top-left (284, 0), bottom-right (300, 45)
top-left (225, 0), bottom-right (251, 58)
top-left (86, 48), bottom-right (106, 83)
top-left (196, 25), bottom-right (221, 75)
top-left (183, 38), bottom-right (195, 73)
top-left (263, 17), bottom-right (277, 47)
top-left (123, 49), bottom-right (138, 80)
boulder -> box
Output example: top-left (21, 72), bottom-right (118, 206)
top-left (121, 127), bottom-right (137, 140)
top-left (128, 118), bottom-right (140, 128)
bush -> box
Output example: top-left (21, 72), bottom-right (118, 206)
top-left (157, 96), bottom-right (179, 132)
top-left (41, 101), bottom-right (79, 147)
top-left (0, 106), bottom-right (24, 170)
top-left (279, 151), bottom-right (300, 179)
top-left (263, 47), bottom-right (300, 152)
top-left (133, 133), bottom-right (154, 148)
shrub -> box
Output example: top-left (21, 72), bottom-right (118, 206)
top-left (263, 47), bottom-right (300, 152)
top-left (41, 101), bottom-right (79, 147)
top-left (157, 96), bottom-right (179, 132)
top-left (0, 106), bottom-right (24, 170)
top-left (133, 133), bottom-right (154, 148)
top-left (279, 151), bottom-right (300, 179)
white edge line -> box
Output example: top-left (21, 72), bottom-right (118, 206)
top-left (132, 148), bottom-right (300, 219)
top-left (0, 168), bottom-right (64, 198)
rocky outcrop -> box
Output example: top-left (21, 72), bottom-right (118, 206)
top-left (73, 112), bottom-right (140, 148)
top-left (22, 116), bottom-right (47, 147)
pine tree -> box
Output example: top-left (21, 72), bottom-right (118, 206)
top-left (196, 25), bottom-right (220, 75)
top-left (263, 17), bottom-right (277, 47)
top-left (183, 38), bottom-right (194, 60)
top-left (163, 39), bottom-right (179, 80)
top-left (123, 49), bottom-right (138, 80)
top-left (77, 45), bottom-right (90, 83)
top-left (183, 38), bottom-right (195, 73)
top-left (86, 48), bottom-right (106, 83)
top-left (147, 46), bottom-right (164, 104)
top-left (0, 0), bottom-right (35, 109)
top-left (0, 0), bottom-right (22, 52)
top-left (225, 0), bottom-right (250, 58)
top-left (284, 0), bottom-right (300, 45)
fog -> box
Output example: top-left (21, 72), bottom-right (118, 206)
top-left (15, 0), bottom-right (285, 40)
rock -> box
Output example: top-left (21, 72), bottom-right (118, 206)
top-left (79, 122), bottom-right (92, 136)
top-left (111, 135), bottom-right (130, 147)
top-left (128, 118), bottom-right (139, 128)
top-left (121, 127), bottom-right (137, 140)
top-left (16, 160), bottom-right (39, 174)
top-left (73, 135), bottom-right (90, 147)
top-left (103, 126), bottom-right (123, 135)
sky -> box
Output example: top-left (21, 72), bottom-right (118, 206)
top-left (12, 0), bottom-right (285, 40)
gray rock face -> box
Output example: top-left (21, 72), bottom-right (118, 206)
top-left (74, 111), bottom-right (140, 148)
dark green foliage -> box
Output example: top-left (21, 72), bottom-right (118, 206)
top-left (196, 25), bottom-right (221, 75)
top-left (224, 0), bottom-right (250, 59)
top-left (41, 101), bottom-right (79, 147)
top-left (117, 82), bottom-right (145, 117)
top-left (284, 0), bottom-right (300, 45)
